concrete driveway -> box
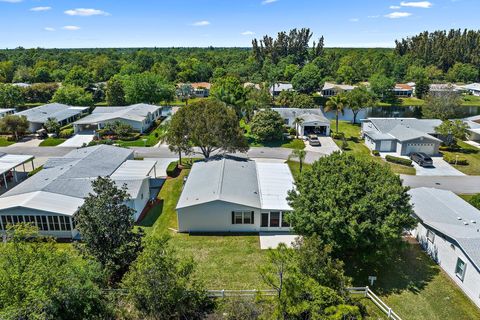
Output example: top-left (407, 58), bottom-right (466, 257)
top-left (59, 133), bottom-right (94, 148)
top-left (259, 232), bottom-right (300, 249)
top-left (8, 136), bottom-right (42, 148)
top-left (304, 137), bottom-right (341, 155)
top-left (413, 157), bottom-right (465, 176)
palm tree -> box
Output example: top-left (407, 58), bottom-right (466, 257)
top-left (324, 93), bottom-right (346, 134)
top-left (292, 117), bottom-right (304, 138)
top-left (289, 148), bottom-right (307, 173)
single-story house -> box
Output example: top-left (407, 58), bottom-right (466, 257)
top-left (191, 82), bottom-right (211, 98)
top-left (362, 118), bottom-right (442, 156)
top-left (464, 115), bottom-right (480, 142)
top-left (176, 156), bottom-right (295, 233)
top-left (16, 103), bottom-right (89, 132)
top-left (429, 83), bottom-right (462, 93)
top-left (272, 108), bottom-right (331, 136)
top-left (270, 83), bottom-right (294, 96)
top-left (462, 83), bottom-right (480, 96)
top-left (12, 82), bottom-right (32, 88)
top-left (0, 108), bottom-right (15, 118)
top-left (393, 84), bottom-right (414, 97)
top-left (244, 82), bottom-right (261, 90)
top-left (73, 104), bottom-right (162, 133)
top-left (409, 187), bottom-right (480, 308)
top-left (320, 82), bottom-right (356, 97)
top-left (0, 153), bottom-right (35, 190)
top-left (0, 145), bottom-right (160, 239)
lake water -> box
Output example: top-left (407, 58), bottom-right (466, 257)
top-left (322, 106), bottom-right (480, 122)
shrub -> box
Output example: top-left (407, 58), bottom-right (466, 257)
top-left (385, 155), bottom-right (413, 166)
top-left (166, 161), bottom-right (180, 177)
top-left (331, 132), bottom-right (345, 139)
top-left (27, 166), bottom-right (43, 177)
top-left (59, 128), bottom-right (74, 139)
top-left (444, 154), bottom-right (468, 165)
top-left (341, 138), bottom-right (349, 150)
top-left (439, 144), bottom-right (460, 152)
top-left (372, 150), bottom-right (380, 156)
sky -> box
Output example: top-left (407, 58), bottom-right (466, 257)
top-left (0, 0), bottom-right (478, 49)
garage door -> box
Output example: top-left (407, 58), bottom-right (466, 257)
top-left (405, 143), bottom-right (435, 155)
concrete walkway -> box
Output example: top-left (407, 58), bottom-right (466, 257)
top-left (8, 136), bottom-right (42, 148)
top-left (259, 232), bottom-right (300, 249)
top-left (464, 140), bottom-right (480, 149)
top-left (304, 137), bottom-right (341, 155)
top-left (59, 133), bottom-right (94, 147)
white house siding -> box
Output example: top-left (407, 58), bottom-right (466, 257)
top-left (177, 200), bottom-right (291, 233)
top-left (130, 179), bottom-right (151, 221)
top-left (398, 138), bottom-right (440, 156)
top-left (413, 223), bottom-right (480, 308)
top-left (364, 136), bottom-right (376, 151)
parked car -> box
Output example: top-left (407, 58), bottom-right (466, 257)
top-left (307, 135), bottom-right (321, 146)
top-left (410, 152), bottom-right (433, 167)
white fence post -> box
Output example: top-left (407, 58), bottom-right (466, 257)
top-left (221, 289), bottom-right (225, 298)
top-left (388, 307), bottom-right (392, 318)
top-left (365, 286), bottom-right (369, 297)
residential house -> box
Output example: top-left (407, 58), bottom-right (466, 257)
top-left (464, 115), bottom-right (480, 142)
top-left (191, 82), bottom-right (211, 98)
top-left (272, 108), bottom-right (331, 136)
top-left (462, 83), bottom-right (480, 96)
top-left (243, 82), bottom-right (261, 90)
top-left (429, 83), bottom-right (462, 93)
top-left (362, 118), bottom-right (442, 156)
top-left (270, 83), bottom-right (294, 97)
top-left (16, 103), bottom-right (89, 132)
top-left (320, 82), bottom-right (356, 97)
top-left (393, 84), bottom-right (414, 97)
top-left (0, 145), bottom-right (160, 238)
top-left (73, 104), bottom-right (162, 133)
top-left (0, 108), bottom-right (15, 118)
top-left (176, 156), bottom-right (294, 233)
top-left (409, 187), bottom-right (480, 308)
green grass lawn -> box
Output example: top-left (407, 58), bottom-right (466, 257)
top-left (39, 137), bottom-right (66, 146)
top-left (118, 123), bottom-right (166, 147)
top-left (0, 136), bottom-right (14, 147)
top-left (441, 141), bottom-right (480, 175)
top-left (377, 95), bottom-right (480, 107)
top-left (348, 242), bottom-right (480, 320)
top-left (141, 169), bottom-right (266, 289)
top-left (331, 121), bottom-right (416, 175)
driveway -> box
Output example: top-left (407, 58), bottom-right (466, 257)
top-left (304, 137), bottom-right (341, 155)
top-left (8, 136), bottom-right (42, 148)
top-left (413, 158), bottom-right (465, 176)
top-left (259, 232), bottom-right (300, 249)
top-left (59, 132), bottom-right (94, 148)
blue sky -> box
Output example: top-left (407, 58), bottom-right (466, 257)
top-left (0, 0), bottom-right (477, 48)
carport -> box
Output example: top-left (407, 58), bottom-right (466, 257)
top-left (0, 153), bottom-right (35, 189)
top-left (300, 114), bottom-right (331, 137)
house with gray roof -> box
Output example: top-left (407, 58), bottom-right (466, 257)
top-left (73, 104), bottom-right (162, 133)
top-left (0, 108), bottom-right (14, 118)
top-left (269, 83), bottom-right (294, 97)
top-left (272, 108), bottom-right (331, 136)
top-left (0, 145), bottom-right (159, 239)
top-left (462, 83), bottom-right (480, 96)
top-left (16, 103), bottom-right (89, 132)
top-left (464, 115), bottom-right (480, 142)
top-left (361, 118), bottom-right (443, 156)
top-left (176, 156), bottom-right (295, 233)
top-left (409, 187), bottom-right (480, 308)
top-left (320, 82), bottom-right (356, 97)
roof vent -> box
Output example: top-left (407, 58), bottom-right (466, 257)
top-left (463, 221), bottom-right (469, 226)
top-left (471, 220), bottom-right (477, 224)
top-left (457, 217), bottom-right (462, 220)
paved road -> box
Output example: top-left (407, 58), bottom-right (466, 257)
top-left (401, 175), bottom-right (480, 194)
top-left (0, 146), bottom-right (74, 157)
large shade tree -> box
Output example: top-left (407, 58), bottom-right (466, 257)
top-left (250, 109), bottom-right (285, 142)
top-left (0, 114), bottom-right (29, 141)
top-left (345, 86), bottom-right (376, 124)
top-left (423, 89), bottom-right (462, 120)
top-left (287, 152), bottom-right (415, 261)
top-left (0, 84), bottom-right (24, 108)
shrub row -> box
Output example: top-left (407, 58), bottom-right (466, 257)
top-left (444, 154), bottom-right (469, 165)
top-left (372, 150), bottom-right (380, 156)
top-left (385, 155), bottom-right (413, 166)
top-left (59, 128), bottom-right (74, 139)
top-left (27, 166), bottom-right (43, 177)
top-left (166, 161), bottom-right (180, 177)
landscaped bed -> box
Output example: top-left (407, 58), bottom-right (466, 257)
top-left (440, 141), bottom-right (480, 175)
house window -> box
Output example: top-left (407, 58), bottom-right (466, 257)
top-left (261, 213), bottom-right (269, 227)
top-left (455, 258), bottom-right (466, 281)
top-left (231, 211), bottom-right (254, 225)
top-left (270, 212), bottom-right (280, 227)
top-left (426, 229), bottom-right (435, 243)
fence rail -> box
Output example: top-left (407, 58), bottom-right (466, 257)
top-left (207, 286), bottom-right (402, 320)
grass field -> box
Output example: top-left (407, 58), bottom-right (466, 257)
top-left (118, 123), bottom-right (165, 147)
top-left (331, 121), bottom-right (416, 175)
top-left (39, 137), bottom-right (66, 146)
top-left (0, 136), bottom-right (14, 147)
top-left (441, 141), bottom-right (480, 175)
top-left (378, 95), bottom-right (480, 107)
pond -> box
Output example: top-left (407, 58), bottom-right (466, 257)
top-left (322, 106), bottom-right (480, 122)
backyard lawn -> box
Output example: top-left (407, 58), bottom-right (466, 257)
top-left (331, 121), bottom-right (416, 175)
top-left (39, 137), bottom-right (66, 146)
top-left (441, 141), bottom-right (480, 175)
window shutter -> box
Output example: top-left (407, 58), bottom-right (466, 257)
top-left (251, 211), bottom-right (254, 224)
top-left (231, 212), bottom-right (235, 224)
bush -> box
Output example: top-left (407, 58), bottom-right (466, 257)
top-left (444, 154), bottom-right (468, 165)
top-left (439, 144), bottom-right (460, 152)
top-left (166, 161), bottom-right (180, 177)
top-left (331, 132), bottom-right (345, 139)
top-left (385, 155), bottom-right (413, 166)
top-left (27, 166), bottom-right (43, 177)
top-left (59, 128), bottom-right (74, 139)
top-left (341, 138), bottom-right (349, 150)
top-left (372, 150), bottom-right (380, 156)
top-left (119, 133), bottom-right (142, 141)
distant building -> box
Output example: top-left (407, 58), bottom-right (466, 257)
top-left (243, 82), bottom-right (261, 90)
top-left (176, 157), bottom-right (294, 233)
top-left (464, 115), bottom-right (480, 142)
top-left (272, 108), bottom-right (331, 136)
top-left (16, 103), bottom-right (89, 132)
top-left (269, 83), bottom-right (294, 97)
top-left (12, 83), bottom-right (31, 88)
top-left (191, 82), bottom-right (211, 98)
top-left (393, 84), bottom-right (414, 97)
top-left (462, 83), bottom-right (480, 96)
top-left (409, 187), bottom-right (480, 309)
top-left (429, 83), bottom-right (462, 93)
top-left (320, 82), bottom-right (356, 97)
top-left (0, 108), bottom-right (15, 118)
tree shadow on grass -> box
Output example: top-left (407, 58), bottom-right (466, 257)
top-left (346, 241), bottom-right (439, 295)
top-left (137, 201), bottom-right (164, 227)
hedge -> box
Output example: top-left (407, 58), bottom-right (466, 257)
top-left (166, 161), bottom-right (180, 177)
top-left (444, 154), bottom-right (468, 165)
top-left (28, 166), bottom-right (43, 177)
top-left (59, 128), bottom-right (74, 139)
top-left (385, 155), bottom-right (413, 167)
top-left (372, 150), bottom-right (380, 156)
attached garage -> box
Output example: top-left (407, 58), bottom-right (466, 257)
top-left (405, 142), bottom-right (436, 156)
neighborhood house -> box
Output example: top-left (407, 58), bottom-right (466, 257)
top-left (73, 104), bottom-right (162, 133)
top-left (462, 83), bottom-right (480, 96)
top-left (393, 84), bottom-right (414, 97)
top-left (176, 157), bottom-right (295, 233)
top-left (0, 109), bottom-right (15, 118)
top-left (16, 103), bottom-right (89, 132)
top-left (272, 108), bottom-right (331, 136)
top-left (0, 145), bottom-right (159, 239)
top-left (191, 82), bottom-right (211, 98)
top-left (270, 83), bottom-right (294, 96)
top-left (409, 187), bottom-right (480, 308)
top-left (465, 115), bottom-right (480, 142)
top-left (320, 82), bottom-right (356, 97)
top-left (362, 118), bottom-right (442, 156)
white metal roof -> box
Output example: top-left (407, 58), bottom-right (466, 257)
top-left (256, 162), bottom-right (294, 211)
top-left (110, 160), bottom-right (157, 180)
top-left (0, 154), bottom-right (34, 176)
top-left (0, 191), bottom-right (84, 216)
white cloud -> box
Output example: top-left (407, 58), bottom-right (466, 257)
top-left (192, 20), bottom-right (210, 27)
top-left (385, 11), bottom-right (412, 18)
top-left (262, 0), bottom-right (278, 4)
top-left (390, 5), bottom-right (401, 9)
top-left (44, 27), bottom-right (55, 31)
top-left (368, 15), bottom-right (380, 18)
top-left (400, 1), bottom-right (432, 8)
top-left (241, 31), bottom-right (255, 35)
top-left (0, 0), bottom-right (22, 3)
top-left (62, 25), bottom-right (81, 31)
top-left (64, 8), bottom-right (110, 16)
top-left (349, 18), bottom-right (359, 22)
top-left (30, 6), bottom-right (51, 12)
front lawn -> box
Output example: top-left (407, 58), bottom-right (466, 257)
top-left (331, 121), bottom-right (416, 175)
top-left (117, 122), bottom-right (166, 147)
top-left (441, 141), bottom-right (480, 175)
top-left (142, 168), bottom-right (266, 289)
top-left (39, 137), bottom-right (66, 147)
top-left (0, 136), bottom-right (14, 147)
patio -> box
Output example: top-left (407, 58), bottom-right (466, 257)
top-left (0, 153), bottom-right (35, 194)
